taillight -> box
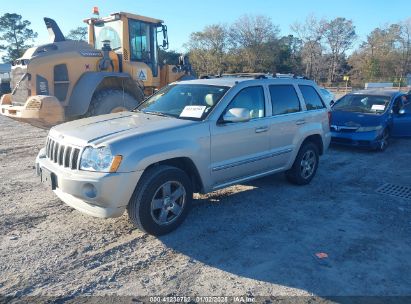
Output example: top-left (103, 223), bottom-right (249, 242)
top-left (328, 111), bottom-right (332, 128)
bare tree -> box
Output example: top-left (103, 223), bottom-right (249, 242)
top-left (186, 24), bottom-right (229, 75)
top-left (290, 15), bottom-right (325, 79)
top-left (397, 19), bottom-right (411, 82)
top-left (322, 17), bottom-right (356, 83)
top-left (229, 15), bottom-right (279, 72)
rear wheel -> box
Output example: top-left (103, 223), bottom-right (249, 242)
top-left (87, 89), bottom-right (143, 117)
top-left (127, 165), bottom-right (193, 236)
top-left (286, 142), bottom-right (319, 185)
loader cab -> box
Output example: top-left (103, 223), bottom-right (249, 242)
top-left (86, 12), bottom-right (168, 89)
top-left (128, 18), bottom-right (162, 77)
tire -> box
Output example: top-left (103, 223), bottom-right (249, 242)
top-left (127, 165), bottom-right (193, 236)
top-left (87, 89), bottom-right (143, 117)
top-left (377, 128), bottom-right (389, 152)
top-left (286, 142), bottom-right (319, 185)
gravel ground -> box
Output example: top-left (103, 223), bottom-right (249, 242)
top-left (0, 114), bottom-right (410, 300)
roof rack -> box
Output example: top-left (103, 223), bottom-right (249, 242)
top-left (275, 73), bottom-right (310, 80)
top-left (199, 73), bottom-right (311, 80)
top-left (199, 73), bottom-right (272, 79)
top-left (221, 73), bottom-right (272, 79)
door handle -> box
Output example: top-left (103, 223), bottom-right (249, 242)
top-left (296, 119), bottom-right (306, 125)
top-left (255, 126), bottom-right (268, 133)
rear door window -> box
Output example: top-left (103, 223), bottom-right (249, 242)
top-left (299, 85), bottom-right (325, 110)
top-left (269, 85), bottom-right (301, 115)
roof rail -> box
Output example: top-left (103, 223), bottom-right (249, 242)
top-left (199, 73), bottom-right (272, 79)
top-left (275, 73), bottom-right (294, 78)
top-left (275, 73), bottom-right (310, 80)
top-left (220, 73), bottom-right (275, 79)
top-left (199, 73), bottom-right (311, 80)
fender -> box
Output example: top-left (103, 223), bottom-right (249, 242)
top-left (66, 72), bottom-right (139, 118)
top-left (281, 121), bottom-right (326, 170)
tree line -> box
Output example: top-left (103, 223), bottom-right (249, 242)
top-left (185, 14), bottom-right (411, 87)
top-left (1, 12), bottom-right (410, 88)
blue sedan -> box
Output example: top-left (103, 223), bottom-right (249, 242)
top-left (331, 90), bottom-right (411, 151)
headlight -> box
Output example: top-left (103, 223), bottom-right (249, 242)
top-left (80, 146), bottom-right (122, 173)
top-left (356, 125), bottom-right (383, 132)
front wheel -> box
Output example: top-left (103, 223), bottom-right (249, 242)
top-left (286, 142), bottom-right (319, 185)
top-left (127, 166), bottom-right (193, 236)
top-left (377, 128), bottom-right (389, 152)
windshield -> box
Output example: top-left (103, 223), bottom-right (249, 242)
top-left (333, 94), bottom-right (391, 115)
top-left (136, 84), bottom-right (229, 120)
top-left (95, 20), bottom-right (123, 50)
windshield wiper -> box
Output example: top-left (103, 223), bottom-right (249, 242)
top-left (143, 111), bottom-right (170, 117)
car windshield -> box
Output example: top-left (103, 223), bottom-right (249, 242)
top-left (333, 94), bottom-right (391, 115)
top-left (136, 84), bottom-right (229, 120)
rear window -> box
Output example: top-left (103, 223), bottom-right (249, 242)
top-left (299, 85), bottom-right (325, 110)
top-left (269, 85), bottom-right (301, 115)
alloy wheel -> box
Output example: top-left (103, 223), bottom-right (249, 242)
top-left (300, 149), bottom-right (317, 179)
top-left (150, 181), bottom-right (186, 226)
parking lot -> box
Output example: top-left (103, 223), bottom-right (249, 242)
top-left (0, 114), bottom-right (410, 298)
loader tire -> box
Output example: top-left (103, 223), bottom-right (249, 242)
top-left (87, 89), bottom-right (143, 117)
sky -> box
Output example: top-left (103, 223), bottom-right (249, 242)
top-left (0, 0), bottom-right (410, 58)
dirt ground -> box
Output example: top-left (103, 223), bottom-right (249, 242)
top-left (0, 114), bottom-right (410, 300)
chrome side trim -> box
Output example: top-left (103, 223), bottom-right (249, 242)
top-left (212, 166), bottom-right (286, 191)
top-left (212, 148), bottom-right (292, 172)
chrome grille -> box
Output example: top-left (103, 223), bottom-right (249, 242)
top-left (45, 137), bottom-right (81, 170)
top-left (330, 125), bottom-right (358, 133)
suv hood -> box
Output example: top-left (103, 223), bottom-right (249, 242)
top-left (331, 110), bottom-right (384, 127)
top-left (49, 112), bottom-right (196, 146)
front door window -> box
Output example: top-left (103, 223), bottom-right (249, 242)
top-left (392, 102), bottom-right (411, 137)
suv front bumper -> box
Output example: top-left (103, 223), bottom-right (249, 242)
top-left (36, 148), bottom-right (143, 218)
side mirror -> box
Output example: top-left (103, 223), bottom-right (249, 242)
top-left (161, 24), bottom-right (169, 49)
top-left (399, 108), bottom-right (405, 115)
top-left (222, 108), bottom-right (250, 123)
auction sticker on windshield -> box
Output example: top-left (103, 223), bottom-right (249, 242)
top-left (180, 106), bottom-right (206, 118)
top-left (371, 104), bottom-right (386, 111)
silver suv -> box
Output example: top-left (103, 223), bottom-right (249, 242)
top-left (36, 76), bottom-right (331, 235)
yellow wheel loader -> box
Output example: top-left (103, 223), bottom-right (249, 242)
top-left (0, 12), bottom-right (194, 128)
